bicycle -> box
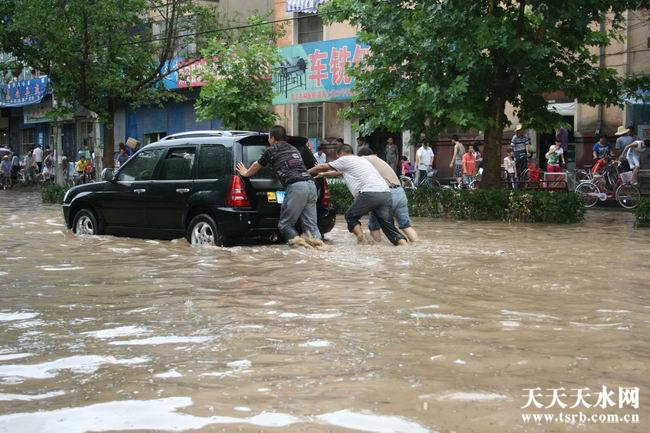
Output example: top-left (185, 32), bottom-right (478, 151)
top-left (575, 160), bottom-right (640, 209)
top-left (401, 169), bottom-right (441, 191)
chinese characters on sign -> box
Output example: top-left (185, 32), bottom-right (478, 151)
top-left (162, 58), bottom-right (208, 90)
top-left (0, 77), bottom-right (49, 108)
top-left (273, 37), bottom-right (370, 105)
top-left (521, 386), bottom-right (640, 409)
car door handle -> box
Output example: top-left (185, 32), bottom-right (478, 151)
top-left (175, 188), bottom-right (190, 194)
top-left (133, 188), bottom-right (146, 194)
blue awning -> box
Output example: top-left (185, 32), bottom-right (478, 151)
top-left (0, 76), bottom-right (50, 108)
top-left (286, 0), bottom-right (326, 13)
top-left (624, 89), bottom-right (649, 105)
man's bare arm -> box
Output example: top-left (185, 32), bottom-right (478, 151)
top-left (308, 163), bottom-right (333, 176)
top-left (314, 170), bottom-right (342, 179)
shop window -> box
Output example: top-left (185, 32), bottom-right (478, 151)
top-left (144, 132), bottom-right (167, 145)
top-left (297, 13), bottom-right (323, 44)
top-left (298, 104), bottom-right (323, 139)
top-left (22, 128), bottom-right (35, 153)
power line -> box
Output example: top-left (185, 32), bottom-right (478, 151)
top-left (122, 9), bottom-right (338, 46)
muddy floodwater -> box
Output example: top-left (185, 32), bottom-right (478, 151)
top-left (0, 191), bottom-right (649, 433)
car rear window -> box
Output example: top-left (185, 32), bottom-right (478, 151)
top-left (242, 143), bottom-right (275, 179)
top-left (238, 135), bottom-right (314, 191)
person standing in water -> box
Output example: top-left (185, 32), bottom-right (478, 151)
top-left (310, 144), bottom-right (407, 246)
top-left (236, 125), bottom-right (328, 250)
top-left (358, 147), bottom-right (418, 243)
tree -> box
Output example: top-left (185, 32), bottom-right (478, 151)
top-left (194, 15), bottom-right (282, 130)
top-left (322, 0), bottom-right (650, 188)
top-left (0, 0), bottom-right (221, 167)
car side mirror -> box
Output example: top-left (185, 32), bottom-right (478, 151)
top-left (101, 168), bottom-right (115, 182)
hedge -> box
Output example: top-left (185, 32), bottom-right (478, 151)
top-left (328, 182), bottom-right (584, 224)
top-left (636, 198), bottom-right (650, 227)
top-left (41, 184), bottom-right (71, 204)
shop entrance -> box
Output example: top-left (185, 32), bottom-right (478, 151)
top-left (365, 128), bottom-right (402, 161)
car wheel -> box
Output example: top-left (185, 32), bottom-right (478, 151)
top-left (72, 208), bottom-right (101, 236)
top-left (187, 214), bottom-right (225, 246)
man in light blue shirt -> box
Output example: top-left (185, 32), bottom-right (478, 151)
top-left (615, 125), bottom-right (635, 158)
top-left (313, 145), bottom-right (327, 164)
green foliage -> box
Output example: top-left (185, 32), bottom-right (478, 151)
top-left (321, 0), bottom-right (650, 187)
top-left (41, 184), bottom-right (70, 204)
top-left (0, 0), bottom-right (220, 121)
top-left (328, 181), bottom-right (354, 215)
top-left (328, 183), bottom-right (584, 224)
top-left (194, 15), bottom-right (283, 130)
top-left (635, 198), bottom-right (650, 227)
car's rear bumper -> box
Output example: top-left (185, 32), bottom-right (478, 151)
top-left (215, 205), bottom-right (336, 240)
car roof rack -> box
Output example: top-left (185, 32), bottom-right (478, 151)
top-left (161, 130), bottom-right (264, 140)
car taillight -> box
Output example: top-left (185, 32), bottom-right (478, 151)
top-left (226, 175), bottom-right (251, 207)
top-left (321, 178), bottom-right (330, 207)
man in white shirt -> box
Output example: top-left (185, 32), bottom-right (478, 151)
top-left (309, 144), bottom-right (407, 246)
top-left (358, 147), bottom-right (418, 243)
top-left (32, 145), bottom-right (44, 172)
top-left (620, 139), bottom-right (648, 185)
top-left (313, 145), bottom-right (327, 164)
top-left (415, 141), bottom-right (434, 185)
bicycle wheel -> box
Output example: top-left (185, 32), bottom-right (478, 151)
top-left (615, 183), bottom-right (640, 209)
top-left (575, 182), bottom-right (599, 208)
top-left (400, 176), bottom-right (415, 191)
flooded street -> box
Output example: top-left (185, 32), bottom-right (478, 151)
top-left (1, 190), bottom-right (649, 433)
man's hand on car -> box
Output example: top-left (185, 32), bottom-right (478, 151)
top-left (236, 162), bottom-right (248, 176)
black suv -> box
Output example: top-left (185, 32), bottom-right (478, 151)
top-left (62, 131), bottom-right (335, 245)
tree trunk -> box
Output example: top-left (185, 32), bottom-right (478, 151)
top-left (482, 95), bottom-right (507, 189)
top-left (102, 104), bottom-right (116, 169)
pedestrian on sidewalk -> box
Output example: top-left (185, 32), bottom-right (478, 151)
top-left (236, 125), bottom-right (326, 250)
top-left (358, 147), bottom-right (418, 243)
top-left (10, 151), bottom-right (20, 182)
top-left (310, 144), bottom-right (407, 246)
top-left (23, 151), bottom-right (35, 184)
top-left (503, 148), bottom-right (517, 189)
top-left (461, 145), bottom-right (476, 187)
top-left (620, 139), bottom-right (648, 185)
top-left (356, 136), bottom-right (369, 153)
top-left (385, 137), bottom-right (399, 175)
top-left (511, 125), bottom-right (530, 180)
top-left (33, 145), bottom-right (44, 173)
top-left (313, 145), bottom-right (327, 164)
top-left (449, 135), bottom-right (464, 186)
top-left (614, 125), bottom-right (635, 158)
top-left (545, 141), bottom-right (565, 172)
top-left (415, 140), bottom-right (434, 185)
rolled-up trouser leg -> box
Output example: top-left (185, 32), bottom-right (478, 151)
top-left (345, 192), bottom-right (376, 233)
top-left (278, 181), bottom-right (308, 242)
top-left (299, 181), bottom-right (321, 240)
top-left (371, 192), bottom-right (406, 245)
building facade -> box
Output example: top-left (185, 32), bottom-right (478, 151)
top-left (273, 2), bottom-right (649, 180)
top-left (110, 0), bottom-right (274, 152)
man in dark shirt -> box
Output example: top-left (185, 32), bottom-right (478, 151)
top-left (236, 125), bottom-right (324, 249)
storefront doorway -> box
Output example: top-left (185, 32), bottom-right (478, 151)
top-left (366, 128), bottom-right (402, 161)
